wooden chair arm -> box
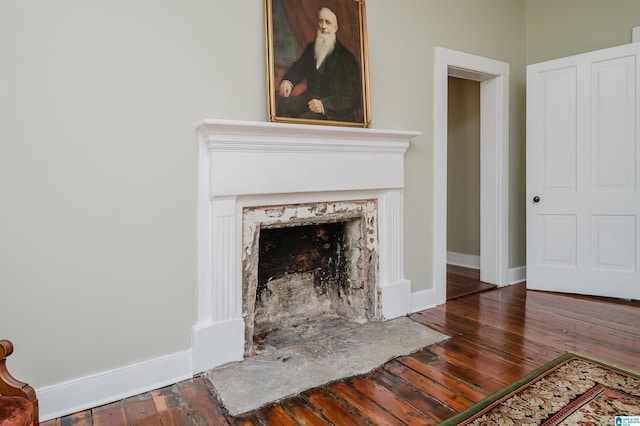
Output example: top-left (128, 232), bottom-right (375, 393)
top-left (0, 340), bottom-right (39, 425)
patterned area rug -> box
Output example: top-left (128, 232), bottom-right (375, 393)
top-left (440, 353), bottom-right (640, 425)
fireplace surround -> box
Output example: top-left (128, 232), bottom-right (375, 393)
top-left (192, 119), bottom-right (419, 373)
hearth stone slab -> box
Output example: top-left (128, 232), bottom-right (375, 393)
top-left (205, 317), bottom-right (449, 416)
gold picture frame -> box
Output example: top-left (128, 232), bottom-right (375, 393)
top-left (264, 0), bottom-right (371, 128)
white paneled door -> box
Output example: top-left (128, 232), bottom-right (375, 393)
top-left (527, 43), bottom-right (640, 299)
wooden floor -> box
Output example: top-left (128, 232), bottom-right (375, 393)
top-left (42, 282), bottom-right (640, 426)
top-left (446, 265), bottom-right (495, 300)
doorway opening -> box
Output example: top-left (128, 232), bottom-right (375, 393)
top-left (433, 47), bottom-right (510, 305)
top-left (446, 76), bottom-right (496, 299)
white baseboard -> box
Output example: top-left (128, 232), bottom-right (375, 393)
top-left (446, 252), bottom-right (480, 269)
top-left (37, 350), bottom-right (192, 422)
top-left (191, 318), bottom-right (244, 374)
top-left (447, 252), bottom-right (526, 285)
top-left (509, 265), bottom-right (526, 284)
top-left (380, 279), bottom-right (412, 319)
top-left (410, 287), bottom-right (440, 313)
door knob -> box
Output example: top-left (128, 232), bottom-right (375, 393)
top-left (533, 196), bottom-right (540, 203)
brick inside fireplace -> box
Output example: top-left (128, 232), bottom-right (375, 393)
top-left (241, 200), bottom-right (381, 355)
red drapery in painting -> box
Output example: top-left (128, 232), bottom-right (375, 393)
top-left (279, 0), bottom-right (362, 62)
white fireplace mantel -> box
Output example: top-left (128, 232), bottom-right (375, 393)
top-left (192, 119), bottom-right (420, 374)
top-left (197, 118), bottom-right (419, 197)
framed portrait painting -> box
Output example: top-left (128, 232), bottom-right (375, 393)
top-left (264, 0), bottom-right (371, 127)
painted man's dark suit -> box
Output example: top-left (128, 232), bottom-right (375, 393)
top-left (278, 40), bottom-right (360, 121)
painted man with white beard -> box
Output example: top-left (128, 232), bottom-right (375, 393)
top-left (277, 7), bottom-right (360, 122)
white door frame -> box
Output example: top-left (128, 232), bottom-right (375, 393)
top-left (432, 47), bottom-right (510, 305)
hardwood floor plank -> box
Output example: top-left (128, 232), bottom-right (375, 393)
top-left (123, 393), bottom-right (159, 426)
top-left (371, 368), bottom-right (453, 423)
top-left (326, 380), bottom-right (405, 426)
top-left (427, 341), bottom-right (535, 387)
top-left (525, 297), bottom-right (640, 341)
top-left (438, 334), bottom-right (540, 371)
top-left (446, 265), bottom-right (496, 300)
top-left (379, 362), bottom-right (470, 414)
top-left (149, 386), bottom-right (194, 425)
top-left (91, 401), bottom-right (128, 426)
top-left (60, 411), bottom-right (91, 426)
top-left (395, 355), bottom-right (487, 403)
top-left (281, 396), bottom-right (331, 426)
top-left (177, 377), bottom-right (231, 425)
top-left (409, 348), bottom-right (513, 394)
top-left (302, 388), bottom-right (369, 426)
top-left (413, 300), bottom-right (567, 363)
top-left (231, 416), bottom-right (262, 426)
top-left (346, 375), bottom-right (433, 425)
top-left (259, 404), bottom-right (298, 426)
top-left (150, 385), bottom-right (181, 412)
top-left (155, 409), bottom-right (193, 426)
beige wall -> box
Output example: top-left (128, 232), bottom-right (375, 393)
top-left (3, 0), bottom-right (631, 402)
top-left (1, 0), bottom-right (267, 387)
top-left (526, 0), bottom-right (640, 64)
top-left (447, 77), bottom-right (480, 257)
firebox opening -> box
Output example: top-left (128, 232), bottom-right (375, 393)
top-left (258, 222), bottom-right (349, 290)
top-left (254, 220), bottom-right (369, 340)
top-left (242, 200), bottom-right (380, 356)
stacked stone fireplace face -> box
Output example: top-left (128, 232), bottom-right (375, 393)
top-left (192, 119), bottom-right (418, 373)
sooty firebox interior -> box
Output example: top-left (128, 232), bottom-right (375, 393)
top-left (253, 218), bottom-right (375, 342)
top-left (258, 222), bottom-right (348, 295)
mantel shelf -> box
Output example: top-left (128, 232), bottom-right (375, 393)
top-left (197, 119), bottom-right (420, 153)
